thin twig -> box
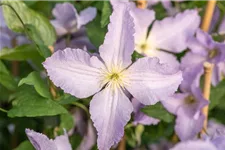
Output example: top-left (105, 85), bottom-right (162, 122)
top-left (201, 62), bottom-right (214, 135)
top-left (201, 0), bottom-right (217, 32)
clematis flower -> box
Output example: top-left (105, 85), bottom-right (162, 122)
top-left (25, 129), bottom-right (72, 150)
top-left (162, 86), bottom-right (208, 141)
top-left (43, 3), bottom-right (182, 150)
top-left (51, 3), bottom-right (96, 37)
top-left (0, 8), bottom-right (29, 50)
top-left (129, 3), bottom-right (200, 68)
top-left (170, 140), bottom-right (218, 150)
top-left (132, 98), bottom-right (160, 126)
top-left (181, 29), bottom-right (225, 87)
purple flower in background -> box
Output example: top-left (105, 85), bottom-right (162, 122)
top-left (132, 98), bottom-right (160, 126)
top-left (181, 29), bottom-right (225, 86)
top-left (51, 3), bottom-right (96, 36)
top-left (0, 8), bottom-right (29, 50)
top-left (171, 140), bottom-right (218, 150)
top-left (162, 86), bottom-right (208, 141)
top-left (25, 129), bottom-right (72, 150)
top-left (131, 6), bottom-right (200, 68)
top-left (43, 3), bottom-right (182, 150)
top-left (51, 3), bottom-right (96, 51)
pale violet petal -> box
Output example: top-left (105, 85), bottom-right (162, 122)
top-left (162, 93), bottom-right (188, 115)
top-left (43, 48), bottom-right (104, 98)
top-left (54, 131), bottom-right (72, 150)
top-left (175, 108), bottom-right (205, 141)
top-left (90, 84), bottom-right (133, 150)
top-left (51, 20), bottom-right (68, 36)
top-left (52, 3), bottom-right (78, 26)
top-left (25, 129), bottom-right (57, 150)
top-left (124, 57), bottom-right (183, 105)
top-left (77, 120), bottom-right (96, 150)
top-left (99, 3), bottom-right (135, 70)
top-left (170, 140), bottom-right (217, 150)
top-left (219, 16), bottom-right (225, 34)
top-left (77, 7), bottom-right (97, 29)
top-left (148, 9), bottom-right (200, 53)
top-left (130, 6), bottom-right (155, 44)
top-left (144, 50), bottom-right (180, 70)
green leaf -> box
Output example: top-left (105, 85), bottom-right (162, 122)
top-left (86, 14), bottom-right (107, 47)
top-left (58, 93), bottom-right (79, 105)
top-left (141, 102), bottom-right (174, 123)
top-left (210, 79), bottom-right (225, 110)
top-left (0, 44), bottom-right (43, 61)
top-left (14, 141), bottom-right (34, 150)
top-left (0, 60), bottom-right (17, 90)
top-left (18, 71), bottom-right (51, 98)
top-left (2, 0), bottom-right (56, 46)
top-left (60, 113), bottom-right (74, 131)
top-left (8, 85), bottom-right (68, 117)
top-left (101, 1), bottom-right (112, 28)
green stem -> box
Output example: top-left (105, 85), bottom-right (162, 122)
top-left (0, 107), bottom-right (8, 113)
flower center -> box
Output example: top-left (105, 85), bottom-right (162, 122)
top-left (109, 73), bottom-right (120, 81)
top-left (185, 95), bottom-right (196, 104)
top-left (208, 49), bottom-right (219, 59)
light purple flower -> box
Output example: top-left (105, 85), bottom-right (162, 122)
top-left (170, 140), bottom-right (217, 150)
top-left (132, 98), bottom-right (160, 126)
top-left (162, 86), bottom-right (208, 141)
top-left (25, 129), bottom-right (72, 150)
top-left (54, 28), bottom-right (95, 52)
top-left (130, 5), bottom-right (200, 68)
top-left (181, 29), bottom-right (225, 86)
top-left (43, 4), bottom-right (182, 150)
top-left (51, 3), bottom-right (97, 36)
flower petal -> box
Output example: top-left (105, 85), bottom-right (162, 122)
top-left (54, 131), bottom-right (72, 150)
top-left (90, 85), bottom-right (133, 150)
top-left (25, 129), bottom-right (57, 150)
top-left (52, 3), bottom-right (78, 34)
top-left (219, 16), bottom-right (225, 34)
top-left (162, 93), bottom-right (188, 114)
top-left (144, 50), bottom-right (180, 69)
top-left (43, 48), bottom-right (104, 98)
top-left (175, 108), bottom-right (205, 141)
top-left (77, 7), bottom-right (97, 29)
top-left (130, 6), bottom-right (155, 43)
top-left (99, 3), bottom-right (135, 69)
top-left (51, 20), bottom-right (68, 36)
top-left (171, 140), bottom-right (217, 150)
top-left (124, 57), bottom-right (182, 105)
top-left (147, 9), bottom-right (200, 53)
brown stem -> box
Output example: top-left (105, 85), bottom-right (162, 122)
top-left (136, 0), bottom-right (147, 9)
top-left (117, 135), bottom-right (126, 150)
top-left (201, 62), bottom-right (214, 135)
top-left (201, 0), bottom-right (217, 32)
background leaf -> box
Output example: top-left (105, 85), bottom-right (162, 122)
top-left (2, 0), bottom-right (56, 46)
top-left (14, 141), bottom-right (34, 150)
top-left (8, 85), bottom-right (67, 117)
top-left (18, 71), bottom-right (51, 98)
top-left (141, 102), bottom-right (174, 123)
top-left (0, 44), bottom-right (43, 61)
top-left (100, 1), bottom-right (112, 28)
top-left (0, 61), bottom-right (17, 91)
